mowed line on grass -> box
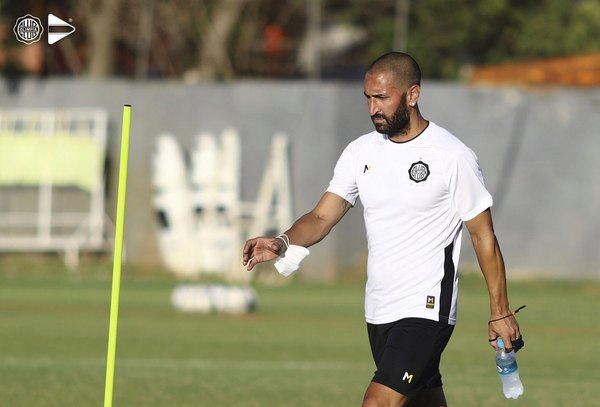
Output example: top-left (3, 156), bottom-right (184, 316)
top-left (0, 355), bottom-right (371, 372)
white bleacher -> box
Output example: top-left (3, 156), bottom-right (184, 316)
top-left (0, 108), bottom-right (112, 267)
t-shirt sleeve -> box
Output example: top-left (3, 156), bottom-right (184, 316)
top-left (326, 141), bottom-right (359, 206)
top-left (449, 149), bottom-right (493, 221)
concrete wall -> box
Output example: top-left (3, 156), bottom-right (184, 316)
top-left (1, 78), bottom-right (598, 279)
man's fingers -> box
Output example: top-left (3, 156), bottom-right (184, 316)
top-left (242, 239), bottom-right (256, 258)
top-left (242, 236), bottom-right (284, 270)
top-left (245, 252), bottom-right (265, 271)
top-left (511, 335), bottom-right (525, 353)
top-left (242, 239), bottom-right (261, 265)
top-left (488, 332), bottom-right (524, 353)
top-left (488, 313), bottom-right (523, 351)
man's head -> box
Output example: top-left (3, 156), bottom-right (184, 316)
top-left (368, 52), bottom-right (421, 89)
top-left (364, 52), bottom-right (422, 137)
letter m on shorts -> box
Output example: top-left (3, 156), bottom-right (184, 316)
top-left (403, 372), bottom-right (413, 383)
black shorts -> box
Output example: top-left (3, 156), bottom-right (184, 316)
top-left (367, 317), bottom-right (454, 397)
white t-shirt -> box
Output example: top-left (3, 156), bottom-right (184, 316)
top-left (326, 122), bottom-right (493, 325)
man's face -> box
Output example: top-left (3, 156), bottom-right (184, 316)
top-left (364, 71), bottom-right (411, 136)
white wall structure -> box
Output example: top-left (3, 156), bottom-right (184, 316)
top-left (0, 108), bottom-right (110, 267)
top-left (152, 133), bottom-right (197, 276)
top-left (152, 129), bottom-right (293, 282)
top-left (0, 79), bottom-right (598, 279)
top-left (192, 129), bottom-right (242, 276)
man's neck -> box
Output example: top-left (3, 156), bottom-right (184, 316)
top-left (388, 116), bottom-right (429, 143)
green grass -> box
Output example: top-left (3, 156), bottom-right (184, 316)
top-left (1, 255), bottom-right (599, 406)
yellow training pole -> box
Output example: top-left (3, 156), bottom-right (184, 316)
top-left (104, 105), bottom-right (132, 407)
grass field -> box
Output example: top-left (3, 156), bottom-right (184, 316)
top-left (1, 255), bottom-right (599, 406)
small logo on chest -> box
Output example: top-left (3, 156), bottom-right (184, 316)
top-left (408, 161), bottom-right (430, 183)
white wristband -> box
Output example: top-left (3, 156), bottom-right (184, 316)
top-left (276, 233), bottom-right (290, 249)
top-left (274, 245), bottom-right (310, 277)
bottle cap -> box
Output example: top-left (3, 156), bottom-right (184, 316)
top-left (497, 338), bottom-right (505, 349)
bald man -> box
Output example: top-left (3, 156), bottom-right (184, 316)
top-left (243, 52), bottom-right (523, 407)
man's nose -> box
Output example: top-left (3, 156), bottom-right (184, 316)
top-left (368, 100), bottom-right (378, 116)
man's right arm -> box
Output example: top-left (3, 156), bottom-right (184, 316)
top-left (242, 192), bottom-right (352, 271)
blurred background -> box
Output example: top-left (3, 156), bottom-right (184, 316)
top-left (1, 1), bottom-right (600, 406)
top-left (0, 0), bottom-right (600, 279)
top-left (3, 0), bottom-right (600, 81)
top-left (1, 0), bottom-right (599, 280)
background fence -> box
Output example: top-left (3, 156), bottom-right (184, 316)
top-left (1, 78), bottom-right (598, 279)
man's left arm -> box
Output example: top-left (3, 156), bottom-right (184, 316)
top-left (465, 208), bottom-right (522, 351)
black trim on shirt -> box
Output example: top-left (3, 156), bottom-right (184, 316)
top-left (439, 241), bottom-right (455, 323)
top-left (387, 121), bottom-right (430, 144)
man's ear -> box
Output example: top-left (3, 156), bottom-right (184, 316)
top-left (407, 84), bottom-right (421, 107)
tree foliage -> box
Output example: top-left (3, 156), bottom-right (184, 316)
top-left (409, 0), bottom-right (600, 78)
top-left (1, 0), bottom-right (599, 80)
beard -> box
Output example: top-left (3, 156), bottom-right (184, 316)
top-left (371, 96), bottom-right (411, 136)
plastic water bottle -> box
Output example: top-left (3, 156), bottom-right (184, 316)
top-left (495, 338), bottom-right (524, 399)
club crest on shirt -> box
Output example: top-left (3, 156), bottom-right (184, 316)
top-left (408, 161), bottom-right (430, 183)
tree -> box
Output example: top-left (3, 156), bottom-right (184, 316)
top-left (195, 0), bottom-right (250, 80)
top-left (80, 0), bottom-right (122, 78)
top-left (409, 0), bottom-right (600, 79)
top-left (6, 0), bottom-right (600, 80)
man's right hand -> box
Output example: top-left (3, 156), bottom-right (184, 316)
top-left (242, 236), bottom-right (286, 271)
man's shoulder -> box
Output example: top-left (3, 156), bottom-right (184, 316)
top-left (426, 122), bottom-right (474, 157)
top-left (354, 130), bottom-right (382, 144)
top-left (344, 131), bottom-right (382, 151)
